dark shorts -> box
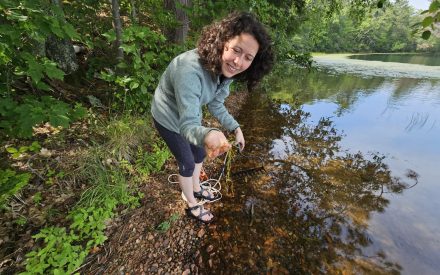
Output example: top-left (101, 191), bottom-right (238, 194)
top-left (153, 119), bottom-right (206, 177)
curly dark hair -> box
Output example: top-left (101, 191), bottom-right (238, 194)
top-left (197, 12), bottom-right (275, 90)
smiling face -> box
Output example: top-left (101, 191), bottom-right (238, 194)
top-left (221, 33), bottom-right (259, 78)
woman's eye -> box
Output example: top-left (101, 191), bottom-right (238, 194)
top-left (233, 48), bottom-right (240, 53)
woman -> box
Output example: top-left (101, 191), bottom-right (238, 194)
top-left (151, 11), bottom-right (274, 223)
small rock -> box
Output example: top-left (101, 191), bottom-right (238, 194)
top-left (197, 228), bottom-right (205, 238)
top-left (206, 245), bottom-right (214, 253)
top-left (182, 269), bottom-right (191, 275)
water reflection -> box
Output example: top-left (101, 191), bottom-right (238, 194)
top-left (201, 93), bottom-right (417, 274)
top-left (266, 61), bottom-right (440, 274)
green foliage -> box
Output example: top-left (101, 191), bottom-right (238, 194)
top-left (6, 141), bottom-right (41, 159)
top-left (0, 0), bottom-right (80, 92)
top-left (23, 227), bottom-right (86, 275)
top-left (135, 140), bottom-right (171, 177)
top-left (417, 0), bottom-right (440, 40)
top-left (157, 213), bottom-right (179, 232)
top-left (20, 112), bottom-right (174, 274)
top-left (100, 25), bottom-right (179, 113)
top-left (69, 202), bottom-right (116, 247)
top-left (33, 192), bottom-right (43, 204)
top-left (298, 1), bottom-right (421, 53)
top-left (0, 96), bottom-right (87, 138)
top-left (23, 169), bottom-right (139, 273)
top-left (103, 115), bottom-right (154, 162)
top-left (15, 216), bottom-right (28, 226)
top-left (76, 159), bottom-right (140, 209)
top-left (45, 168), bottom-right (65, 186)
top-left (0, 169), bottom-right (31, 209)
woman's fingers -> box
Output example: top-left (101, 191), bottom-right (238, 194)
top-left (204, 131), bottom-right (231, 158)
top-left (234, 127), bottom-right (245, 152)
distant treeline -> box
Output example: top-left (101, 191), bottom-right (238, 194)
top-left (293, 0), bottom-right (440, 53)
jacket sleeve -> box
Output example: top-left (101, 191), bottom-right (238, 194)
top-left (207, 86), bottom-right (240, 132)
top-left (172, 68), bottom-right (216, 147)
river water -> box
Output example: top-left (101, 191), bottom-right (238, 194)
top-left (200, 54), bottom-right (440, 274)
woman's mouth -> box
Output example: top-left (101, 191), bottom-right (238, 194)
top-left (227, 63), bottom-right (238, 74)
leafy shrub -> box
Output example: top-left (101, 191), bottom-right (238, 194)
top-left (0, 0), bottom-right (79, 91)
top-left (135, 140), bottom-right (171, 177)
top-left (0, 95), bottom-right (87, 138)
top-left (0, 169), bottom-right (32, 209)
top-left (23, 227), bottom-right (86, 275)
top-left (100, 25), bottom-right (179, 113)
top-left (6, 141), bottom-right (41, 159)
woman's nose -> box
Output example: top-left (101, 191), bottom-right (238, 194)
top-left (234, 55), bottom-right (242, 67)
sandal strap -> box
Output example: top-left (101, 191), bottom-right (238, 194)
top-left (197, 209), bottom-right (212, 219)
top-left (188, 205), bottom-right (211, 219)
top-left (187, 204), bottom-right (202, 211)
top-left (193, 189), bottom-right (203, 196)
top-left (194, 187), bottom-right (218, 200)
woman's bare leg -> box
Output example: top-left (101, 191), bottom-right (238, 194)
top-left (192, 162), bottom-right (203, 192)
top-left (179, 175), bottom-right (213, 221)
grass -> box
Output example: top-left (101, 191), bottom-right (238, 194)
top-left (0, 112), bottom-right (172, 274)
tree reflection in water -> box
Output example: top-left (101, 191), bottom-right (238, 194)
top-left (200, 93), bottom-right (418, 274)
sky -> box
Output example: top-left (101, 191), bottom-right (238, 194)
top-left (407, 0), bottom-right (431, 10)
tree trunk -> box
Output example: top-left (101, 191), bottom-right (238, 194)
top-left (130, 0), bottom-right (138, 24)
top-left (45, 0), bottom-right (78, 74)
top-left (111, 0), bottom-right (124, 62)
top-left (164, 0), bottom-right (191, 44)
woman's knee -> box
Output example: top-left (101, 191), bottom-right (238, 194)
top-left (191, 144), bottom-right (206, 163)
top-left (178, 162), bottom-right (195, 177)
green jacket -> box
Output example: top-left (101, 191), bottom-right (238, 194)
top-left (151, 49), bottom-right (239, 147)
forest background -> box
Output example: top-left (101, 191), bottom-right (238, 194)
top-left (1, 0), bottom-right (439, 273)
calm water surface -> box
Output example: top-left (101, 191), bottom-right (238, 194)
top-left (200, 54), bottom-right (440, 274)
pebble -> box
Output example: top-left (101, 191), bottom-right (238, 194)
top-left (197, 228), bottom-right (205, 238)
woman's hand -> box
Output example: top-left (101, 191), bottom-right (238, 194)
top-left (204, 130), bottom-right (231, 158)
top-left (234, 127), bottom-right (245, 152)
